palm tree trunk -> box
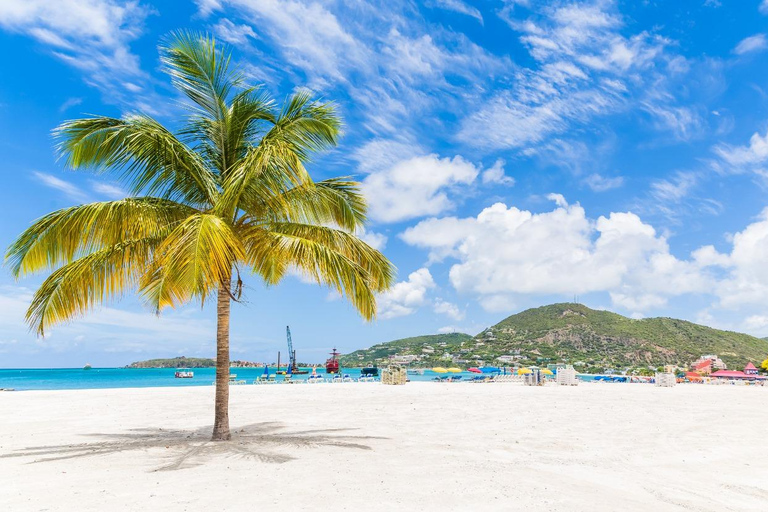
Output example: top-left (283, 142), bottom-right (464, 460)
top-left (212, 281), bottom-right (231, 441)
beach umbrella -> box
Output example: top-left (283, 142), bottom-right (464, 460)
top-left (480, 366), bottom-right (500, 373)
top-left (468, 367), bottom-right (482, 373)
top-left (263, 365), bottom-right (269, 376)
top-left (432, 367), bottom-right (448, 373)
top-left (541, 368), bottom-right (554, 376)
top-left (447, 367), bottom-right (462, 373)
top-left (518, 368), bottom-right (532, 375)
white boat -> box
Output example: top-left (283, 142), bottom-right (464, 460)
top-left (175, 368), bottom-right (194, 379)
top-left (407, 368), bottom-right (425, 375)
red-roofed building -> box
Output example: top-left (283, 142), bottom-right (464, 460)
top-left (710, 369), bottom-right (766, 380)
top-left (744, 362), bottom-right (758, 376)
top-left (691, 355), bottom-right (726, 375)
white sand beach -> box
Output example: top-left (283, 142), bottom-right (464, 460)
top-left (1, 383), bottom-right (767, 511)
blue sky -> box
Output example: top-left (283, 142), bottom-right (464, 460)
top-left (3, 0), bottom-right (768, 367)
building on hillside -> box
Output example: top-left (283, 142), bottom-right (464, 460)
top-left (692, 359), bottom-right (712, 375)
top-left (744, 362), bottom-right (758, 375)
top-left (390, 354), bottom-right (419, 364)
top-left (421, 346), bottom-right (435, 354)
top-left (691, 355), bottom-right (727, 374)
top-left (496, 355), bottom-right (516, 363)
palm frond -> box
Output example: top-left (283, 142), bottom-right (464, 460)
top-left (55, 115), bottom-right (219, 205)
top-left (6, 198), bottom-right (194, 278)
top-left (257, 178), bottom-right (368, 231)
top-left (274, 91), bottom-right (342, 160)
top-left (240, 223), bottom-right (396, 320)
top-left (26, 239), bottom-right (158, 336)
top-left (160, 30), bottom-right (239, 119)
top-left (140, 214), bottom-right (245, 311)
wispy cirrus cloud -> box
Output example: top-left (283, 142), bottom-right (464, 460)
top-left (0, 0), bottom-right (154, 107)
top-left (733, 34), bottom-right (768, 56)
top-left (459, 1), bottom-right (697, 150)
top-left (427, 0), bottom-right (483, 24)
top-left (33, 172), bottom-right (127, 202)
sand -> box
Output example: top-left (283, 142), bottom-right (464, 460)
top-left (1, 382), bottom-right (767, 511)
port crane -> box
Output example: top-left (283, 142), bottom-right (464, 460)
top-left (285, 326), bottom-right (308, 374)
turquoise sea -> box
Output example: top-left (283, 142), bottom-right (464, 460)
top-left (0, 367), bottom-right (463, 390)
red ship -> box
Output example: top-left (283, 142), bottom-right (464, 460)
top-left (325, 348), bottom-right (341, 374)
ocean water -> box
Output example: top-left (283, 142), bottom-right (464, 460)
top-left (0, 367), bottom-right (471, 391)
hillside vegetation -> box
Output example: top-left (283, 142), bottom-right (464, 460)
top-left (342, 304), bottom-right (768, 371)
top-left (339, 333), bottom-right (472, 367)
top-left (127, 357), bottom-right (215, 368)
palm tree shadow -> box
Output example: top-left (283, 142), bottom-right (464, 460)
top-left (0, 422), bottom-right (385, 472)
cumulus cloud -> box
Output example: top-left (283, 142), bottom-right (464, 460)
top-left (734, 34), bottom-right (768, 55)
top-left (376, 268), bottom-right (435, 319)
top-left (401, 200), bottom-right (711, 312)
top-left (433, 299), bottom-right (464, 320)
top-left (361, 154), bottom-right (482, 223)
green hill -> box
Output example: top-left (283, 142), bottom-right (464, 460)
top-left (127, 357), bottom-right (215, 368)
top-left (473, 303), bottom-right (768, 371)
top-left (341, 304), bottom-right (768, 372)
top-left (339, 333), bottom-right (472, 367)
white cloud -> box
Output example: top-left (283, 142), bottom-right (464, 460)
top-left (433, 299), bottom-right (464, 320)
top-left (401, 199), bottom-right (710, 312)
top-left (0, 284), bottom-right (215, 356)
top-left (356, 227), bottom-right (388, 251)
top-left (460, 1), bottom-right (687, 150)
top-left (195, 1), bottom-right (507, 137)
top-left (361, 154), bottom-right (481, 223)
top-left (58, 97), bottom-right (83, 113)
top-left (376, 268), bottom-right (435, 319)
top-left (196, 0), bottom-right (367, 87)
top-left (211, 18), bottom-right (256, 45)
top-left (762, 1), bottom-right (768, 15)
top-left (481, 159), bottom-right (515, 186)
top-left (584, 173), bottom-right (624, 192)
top-left (33, 172), bottom-right (88, 202)
top-left (91, 182), bottom-right (126, 199)
top-left (650, 171), bottom-right (698, 203)
top-left (0, 0), bottom-right (152, 103)
top-left (734, 34), bottom-right (767, 55)
top-left (428, 0), bottom-right (483, 24)
top-left (714, 128), bottom-right (768, 169)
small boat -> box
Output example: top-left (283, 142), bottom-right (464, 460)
top-left (175, 368), bottom-right (194, 378)
top-left (407, 368), bottom-right (425, 375)
top-left (326, 348), bottom-right (341, 374)
top-left (83, 363), bottom-right (92, 370)
top-left (361, 363), bottom-right (379, 377)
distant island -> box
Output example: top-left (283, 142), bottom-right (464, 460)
top-left (341, 303), bottom-right (768, 373)
top-left (126, 357), bottom-right (263, 369)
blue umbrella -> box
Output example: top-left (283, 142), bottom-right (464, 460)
top-left (480, 366), bottom-right (500, 373)
top-left (263, 365), bottom-right (269, 376)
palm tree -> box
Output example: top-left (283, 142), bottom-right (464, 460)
top-left (5, 32), bottom-right (395, 441)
